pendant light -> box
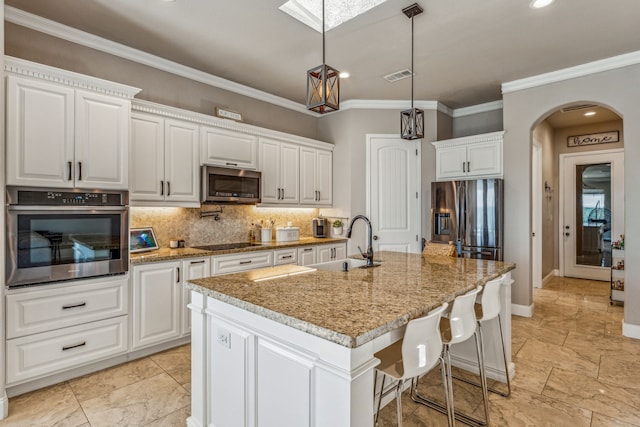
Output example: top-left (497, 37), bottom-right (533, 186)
top-left (400, 3), bottom-right (424, 140)
top-left (306, 0), bottom-right (340, 114)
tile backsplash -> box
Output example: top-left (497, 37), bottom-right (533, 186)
top-left (130, 205), bottom-right (320, 248)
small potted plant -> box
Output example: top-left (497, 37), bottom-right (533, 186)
top-left (332, 219), bottom-right (343, 236)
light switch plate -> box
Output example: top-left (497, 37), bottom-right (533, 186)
top-left (217, 328), bottom-right (231, 349)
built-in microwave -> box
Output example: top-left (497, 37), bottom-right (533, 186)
top-left (201, 166), bottom-right (261, 204)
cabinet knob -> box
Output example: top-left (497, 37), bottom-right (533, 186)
top-left (373, 235), bottom-right (379, 241)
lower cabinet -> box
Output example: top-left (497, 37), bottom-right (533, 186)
top-left (297, 246), bottom-right (317, 266)
top-left (131, 261), bottom-right (181, 350)
top-left (273, 248), bottom-right (297, 265)
top-left (212, 251), bottom-right (273, 275)
top-left (317, 243), bottom-right (347, 264)
top-left (180, 257), bottom-right (211, 336)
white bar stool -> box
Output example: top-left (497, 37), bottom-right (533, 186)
top-left (412, 286), bottom-right (490, 427)
top-left (373, 303), bottom-right (452, 427)
top-left (455, 275), bottom-right (511, 397)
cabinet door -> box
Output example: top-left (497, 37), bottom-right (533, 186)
top-left (300, 148), bottom-right (318, 204)
top-left (75, 90), bottom-right (129, 189)
top-left (164, 119), bottom-right (200, 202)
top-left (130, 112), bottom-right (165, 201)
top-left (274, 249), bottom-right (297, 265)
top-left (316, 150), bottom-right (333, 205)
top-left (317, 245), bottom-right (334, 263)
top-left (212, 252), bottom-right (273, 275)
top-left (297, 247), bottom-right (317, 266)
top-left (333, 243), bottom-right (346, 260)
top-left (6, 75), bottom-right (74, 187)
top-left (201, 126), bottom-right (257, 169)
top-left (181, 257), bottom-right (211, 336)
top-left (467, 141), bottom-right (502, 178)
top-left (259, 138), bottom-right (282, 203)
top-left (280, 142), bottom-right (300, 204)
top-left (132, 262), bottom-right (181, 350)
top-left (435, 145), bottom-right (467, 180)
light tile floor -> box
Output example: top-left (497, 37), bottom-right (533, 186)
top-left (0, 276), bottom-right (635, 426)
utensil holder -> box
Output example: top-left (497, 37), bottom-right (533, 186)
top-left (261, 228), bottom-right (272, 242)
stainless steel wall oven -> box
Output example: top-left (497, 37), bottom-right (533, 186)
top-left (6, 187), bottom-right (129, 288)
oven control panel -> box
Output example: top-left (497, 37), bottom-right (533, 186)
top-left (9, 188), bottom-right (127, 206)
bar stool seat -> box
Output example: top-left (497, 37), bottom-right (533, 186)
top-left (373, 303), bottom-right (452, 427)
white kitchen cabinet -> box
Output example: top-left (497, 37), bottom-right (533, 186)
top-left (433, 131), bottom-right (504, 180)
top-left (131, 261), bottom-right (182, 350)
top-left (201, 126), bottom-right (258, 170)
top-left (130, 112), bottom-right (199, 204)
top-left (317, 243), bottom-right (347, 263)
top-left (180, 257), bottom-right (211, 336)
top-left (273, 249), bottom-right (298, 265)
top-left (213, 251), bottom-right (274, 275)
top-left (6, 74), bottom-right (132, 189)
top-left (300, 147), bottom-right (332, 206)
top-left (297, 246), bottom-right (317, 266)
top-left (259, 137), bottom-right (300, 204)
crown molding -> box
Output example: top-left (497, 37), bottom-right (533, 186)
top-left (452, 100), bottom-right (503, 118)
top-left (339, 99), bottom-right (453, 116)
top-left (132, 99), bottom-right (334, 151)
top-left (4, 5), bottom-right (318, 116)
top-left (502, 50), bottom-right (640, 94)
top-left (5, 56), bottom-right (141, 98)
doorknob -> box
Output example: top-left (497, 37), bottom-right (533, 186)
top-left (565, 226), bottom-right (570, 229)
top-left (565, 232), bottom-right (570, 236)
top-left (373, 235), bottom-right (379, 240)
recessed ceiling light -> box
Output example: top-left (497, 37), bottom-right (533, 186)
top-left (584, 111), bottom-right (597, 116)
top-left (279, 0), bottom-right (390, 32)
top-left (339, 71), bottom-right (350, 79)
top-left (530, 0), bottom-right (554, 9)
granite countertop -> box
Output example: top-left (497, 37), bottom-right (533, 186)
top-left (187, 251), bottom-right (516, 348)
top-left (130, 236), bottom-right (348, 264)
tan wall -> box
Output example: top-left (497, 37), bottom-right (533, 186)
top-left (5, 23), bottom-right (319, 139)
top-left (452, 109), bottom-right (503, 138)
top-left (503, 65), bottom-right (640, 330)
top-left (533, 120), bottom-right (555, 278)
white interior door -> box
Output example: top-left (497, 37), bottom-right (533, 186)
top-left (366, 134), bottom-right (421, 254)
top-left (560, 150), bottom-right (624, 281)
top-left (532, 142), bottom-right (542, 288)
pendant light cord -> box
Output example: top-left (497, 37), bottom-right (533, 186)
top-left (322, 0), bottom-right (326, 66)
top-left (411, 13), bottom-right (414, 110)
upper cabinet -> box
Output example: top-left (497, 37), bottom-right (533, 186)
top-left (5, 57), bottom-right (140, 189)
top-left (130, 111), bottom-right (200, 205)
top-left (259, 137), bottom-right (300, 204)
top-left (433, 131), bottom-right (504, 181)
top-left (201, 126), bottom-right (258, 170)
top-left (300, 147), bottom-right (332, 206)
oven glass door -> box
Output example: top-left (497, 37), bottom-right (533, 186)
top-left (7, 208), bottom-right (128, 287)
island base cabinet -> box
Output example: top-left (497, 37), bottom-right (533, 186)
top-left (189, 292), bottom-right (379, 427)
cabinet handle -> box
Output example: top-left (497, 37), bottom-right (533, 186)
top-left (62, 302), bottom-right (87, 310)
top-left (281, 188), bottom-right (284, 200)
top-left (62, 341), bottom-right (86, 351)
top-left (176, 267), bottom-right (180, 283)
top-left (67, 161), bottom-right (73, 181)
top-left (318, 191), bottom-right (321, 201)
top-left (226, 162), bottom-right (238, 167)
top-left (160, 181), bottom-right (164, 196)
top-left (167, 181), bottom-right (171, 196)
top-left (467, 161), bottom-right (470, 172)
top-left (190, 260), bottom-right (206, 264)
top-left (239, 260), bottom-right (252, 265)
top-left (463, 162), bottom-right (466, 173)
top-left (78, 162), bottom-right (82, 181)
top-left (303, 248), bottom-right (313, 252)
top-left (282, 255), bottom-right (293, 259)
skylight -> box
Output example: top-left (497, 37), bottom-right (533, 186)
top-left (279, 0), bottom-right (389, 32)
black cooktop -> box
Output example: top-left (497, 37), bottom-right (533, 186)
top-left (192, 242), bottom-right (262, 251)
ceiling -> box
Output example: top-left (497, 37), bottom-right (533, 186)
top-left (5, 0), bottom-right (640, 110)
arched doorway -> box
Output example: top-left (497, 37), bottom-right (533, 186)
top-left (531, 103), bottom-right (624, 288)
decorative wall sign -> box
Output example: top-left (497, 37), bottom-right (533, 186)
top-left (216, 107), bottom-right (242, 121)
top-left (567, 131), bottom-right (619, 147)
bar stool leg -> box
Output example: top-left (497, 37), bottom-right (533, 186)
top-left (374, 374), bottom-right (385, 426)
top-left (396, 380), bottom-right (404, 427)
top-left (496, 314), bottom-right (511, 397)
top-left (440, 355), bottom-right (455, 427)
top-left (474, 330), bottom-right (491, 426)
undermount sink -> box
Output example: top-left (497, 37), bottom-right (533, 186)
top-left (310, 258), bottom-right (380, 272)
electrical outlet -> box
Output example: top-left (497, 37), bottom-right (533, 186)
top-left (217, 328), bottom-right (231, 349)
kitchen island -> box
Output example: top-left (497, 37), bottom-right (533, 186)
top-left (186, 251), bottom-right (515, 427)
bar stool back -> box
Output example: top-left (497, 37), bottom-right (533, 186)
top-left (373, 303), bottom-right (451, 427)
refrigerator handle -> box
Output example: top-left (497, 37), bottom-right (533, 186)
top-left (457, 181), bottom-right (465, 249)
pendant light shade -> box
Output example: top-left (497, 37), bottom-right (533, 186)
top-left (306, 0), bottom-right (340, 113)
top-left (400, 3), bottom-right (424, 140)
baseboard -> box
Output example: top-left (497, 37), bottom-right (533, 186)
top-left (449, 354), bottom-right (514, 384)
top-left (511, 303), bottom-right (533, 317)
top-left (622, 322), bottom-right (640, 339)
top-left (542, 270), bottom-right (559, 286)
top-left (0, 390), bottom-right (8, 420)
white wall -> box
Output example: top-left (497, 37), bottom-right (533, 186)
top-left (1, 1), bottom-right (8, 418)
top-left (503, 64), bottom-right (640, 333)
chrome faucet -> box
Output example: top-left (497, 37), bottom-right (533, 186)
top-left (346, 215), bottom-right (375, 267)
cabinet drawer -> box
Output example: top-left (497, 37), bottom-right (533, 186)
top-left (6, 276), bottom-right (128, 339)
top-left (274, 249), bottom-right (297, 266)
top-left (7, 316), bottom-right (128, 385)
top-left (213, 251), bottom-right (273, 275)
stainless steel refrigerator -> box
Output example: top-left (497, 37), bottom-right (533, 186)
top-left (431, 179), bottom-right (504, 260)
